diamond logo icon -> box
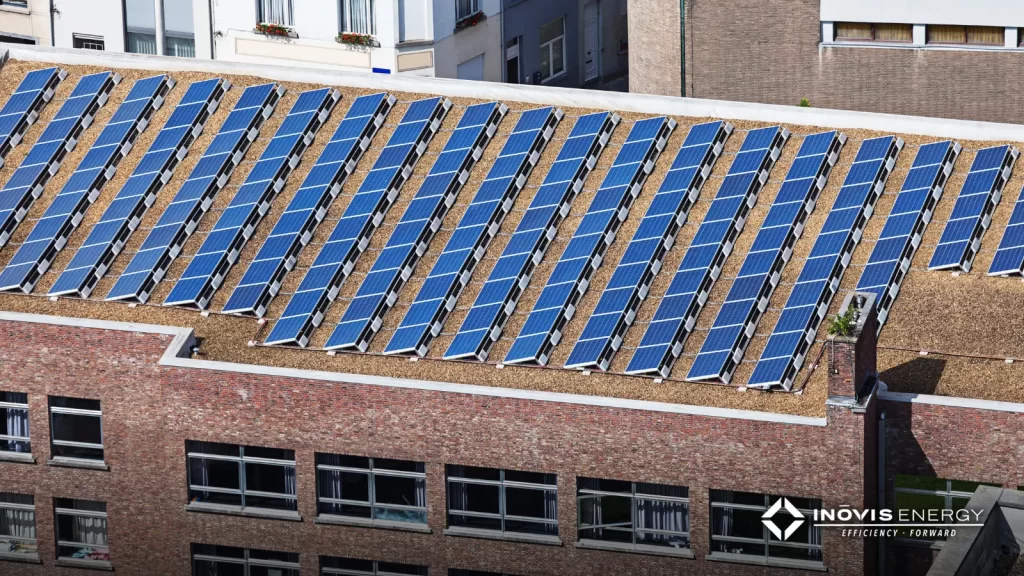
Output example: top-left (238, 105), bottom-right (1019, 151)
top-left (762, 497), bottom-right (805, 541)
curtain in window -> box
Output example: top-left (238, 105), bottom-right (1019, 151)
top-left (835, 22), bottom-right (872, 41)
top-left (344, 0), bottom-right (374, 34)
top-left (875, 24), bottom-right (912, 42)
top-left (714, 492), bottom-right (734, 553)
top-left (415, 476), bottom-right (426, 509)
top-left (165, 36), bottom-right (195, 58)
top-left (5, 408), bottom-right (29, 452)
top-left (285, 465), bottom-right (297, 502)
top-left (456, 0), bottom-right (477, 20)
top-left (543, 489), bottom-right (558, 535)
top-left (127, 31), bottom-right (157, 55)
top-left (967, 26), bottom-right (1003, 45)
top-left (636, 496), bottom-right (687, 545)
top-left (259, 0), bottom-right (292, 25)
top-left (928, 25), bottom-right (966, 44)
top-left (808, 522), bottom-right (823, 560)
top-left (319, 455), bottom-right (344, 513)
top-left (0, 508), bottom-right (34, 540)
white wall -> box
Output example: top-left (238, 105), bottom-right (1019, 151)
top-left (0, 0), bottom-right (52, 45)
top-left (53, 0), bottom-right (126, 50)
top-left (821, 0), bottom-right (1024, 27)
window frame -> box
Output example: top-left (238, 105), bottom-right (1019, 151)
top-left (0, 493), bottom-right (37, 558)
top-left (315, 454), bottom-right (427, 525)
top-left (256, 0), bottom-right (294, 27)
top-left (187, 442), bottom-right (298, 514)
top-left (709, 490), bottom-right (823, 568)
top-left (894, 475), bottom-right (997, 541)
top-left (48, 397), bottom-right (104, 462)
top-left (455, 0), bottom-right (480, 21)
top-left (577, 478), bottom-right (690, 552)
top-left (339, 0), bottom-right (376, 35)
top-left (833, 22), bottom-right (913, 44)
top-left (72, 35), bottom-right (106, 51)
top-left (192, 543), bottom-right (301, 575)
top-left (321, 555), bottom-right (429, 575)
top-left (446, 466), bottom-right (559, 537)
top-left (0, 392), bottom-right (30, 455)
top-left (926, 24), bottom-right (1004, 46)
top-left (54, 499), bottom-right (109, 564)
top-left (538, 16), bottom-right (566, 83)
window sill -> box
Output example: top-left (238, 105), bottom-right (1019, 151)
top-left (0, 551), bottom-right (40, 564)
top-left (443, 526), bottom-right (562, 546)
top-left (315, 514), bottom-right (432, 533)
top-left (821, 40), bottom-right (1024, 53)
top-left (540, 71), bottom-right (567, 85)
top-left (396, 39), bottom-right (434, 48)
top-left (892, 537), bottom-right (945, 550)
top-left (575, 539), bottom-right (694, 558)
top-left (706, 552), bottom-right (826, 572)
top-left (185, 502), bottom-right (302, 522)
top-left (0, 451), bottom-right (34, 464)
top-left (47, 457), bottom-right (108, 471)
top-left (56, 558), bottom-right (113, 571)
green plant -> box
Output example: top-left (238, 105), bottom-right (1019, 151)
top-left (256, 23), bottom-right (291, 37)
top-left (799, 98), bottom-right (811, 107)
top-left (828, 308), bottom-right (856, 337)
top-left (337, 32), bottom-right (377, 46)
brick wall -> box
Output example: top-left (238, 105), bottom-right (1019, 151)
top-left (629, 0), bottom-right (1024, 124)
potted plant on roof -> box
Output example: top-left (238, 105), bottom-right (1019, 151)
top-left (454, 10), bottom-right (486, 32)
top-left (255, 22), bottom-right (297, 38)
top-left (337, 32), bottom-right (379, 48)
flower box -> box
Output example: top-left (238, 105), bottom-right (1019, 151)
top-left (455, 11), bottom-right (486, 32)
top-left (255, 23), bottom-right (297, 38)
top-left (337, 33), bottom-right (380, 47)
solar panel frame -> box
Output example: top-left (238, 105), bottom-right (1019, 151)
top-left (0, 67), bottom-right (65, 170)
top-left (383, 106), bottom-right (562, 357)
top-left (989, 184), bottom-right (1024, 276)
top-left (0, 74), bottom-right (172, 294)
top-left (105, 82), bottom-right (283, 303)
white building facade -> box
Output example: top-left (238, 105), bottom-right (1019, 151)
top-left (0, 0), bottom-right (51, 46)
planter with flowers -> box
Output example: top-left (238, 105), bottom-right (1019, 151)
top-left (454, 11), bottom-right (486, 32)
top-left (337, 32), bottom-right (380, 48)
top-left (254, 23), bottom-right (297, 38)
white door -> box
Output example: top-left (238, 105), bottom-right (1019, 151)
top-left (583, 1), bottom-right (600, 82)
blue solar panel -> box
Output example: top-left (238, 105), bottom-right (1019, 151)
top-left (264, 96), bottom-right (451, 347)
top-left (0, 74), bottom-right (170, 294)
top-left (324, 102), bottom-right (506, 351)
top-left (929, 145), bottom-right (1017, 272)
top-left (223, 93), bottom-right (394, 316)
top-left (989, 184), bottom-right (1024, 276)
top-left (106, 82), bottom-right (282, 303)
top-left (564, 121), bottom-right (732, 371)
top-left (443, 111), bottom-right (620, 361)
top-left (0, 67), bottom-right (64, 169)
top-left (624, 126), bottom-right (789, 378)
top-left (855, 140), bottom-right (959, 329)
top-left (502, 116), bottom-right (674, 366)
top-left (384, 107), bottom-right (561, 357)
top-left (0, 71), bottom-right (117, 248)
top-left (686, 131), bottom-right (844, 383)
top-left (164, 88), bottom-right (339, 309)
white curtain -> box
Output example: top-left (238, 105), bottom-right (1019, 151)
top-left (165, 36), bottom-right (195, 58)
top-left (259, 0), bottom-right (292, 25)
top-left (5, 408), bottom-right (29, 452)
top-left (714, 492), bottom-right (734, 553)
top-left (543, 489), bottom-right (558, 535)
top-left (127, 31), bottom-right (157, 55)
top-left (344, 0), bottom-right (373, 34)
top-left (285, 465), bottom-right (297, 509)
top-left (808, 520), bottom-right (823, 560)
top-left (0, 509), bottom-right (35, 540)
top-left (636, 497), bottom-right (688, 546)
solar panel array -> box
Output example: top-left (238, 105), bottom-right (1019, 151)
top-left (687, 131), bottom-right (845, 384)
top-left (49, 78), bottom-right (228, 298)
top-left (385, 107), bottom-right (561, 357)
top-left (855, 140), bottom-right (960, 330)
top-left (325, 102), bottom-right (507, 351)
top-left (106, 82), bottom-right (283, 303)
top-left (0, 71), bottom-right (119, 247)
top-left (504, 116), bottom-right (675, 366)
top-left (264, 97), bottom-right (452, 347)
top-left (748, 136), bottom-right (903, 390)
top-left (990, 186), bottom-right (1024, 276)
top-left (223, 93), bottom-right (395, 317)
top-left (565, 121), bottom-right (731, 371)
top-left (0, 67), bottom-right (65, 169)
top-left (164, 88), bottom-right (339, 309)
top-left (929, 145), bottom-right (1018, 272)
top-left (625, 126), bottom-right (789, 378)
top-left (443, 111), bottom-right (620, 362)
top-left (0, 74), bottom-right (171, 293)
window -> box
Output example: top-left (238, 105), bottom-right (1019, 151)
top-left (446, 465), bottom-right (558, 536)
top-left (539, 17), bottom-right (565, 82)
top-left (49, 397), bottom-right (103, 461)
top-left (187, 441), bottom-right (297, 513)
top-left (577, 478), bottom-right (689, 551)
top-left (193, 544), bottom-right (300, 576)
top-left (164, 0), bottom-right (196, 57)
top-left (321, 556), bottom-right (428, 575)
top-left (341, 0), bottom-right (375, 35)
top-left (834, 22), bottom-right (912, 43)
top-left (710, 490), bottom-right (822, 566)
top-left (0, 493), bottom-right (36, 558)
top-left (258, 0), bottom-right (293, 26)
top-left (72, 35), bottom-right (106, 51)
top-left (0, 392), bottom-right (30, 455)
top-left (456, 0), bottom-right (479, 20)
top-left (927, 25), bottom-right (1004, 45)
top-left (54, 499), bottom-right (109, 563)
top-left (0, 0), bottom-right (28, 9)
top-left (316, 454), bottom-right (426, 524)
top-left (0, 34), bottom-right (35, 45)
top-left (894, 475), bottom-right (999, 540)
top-left (124, 0), bottom-right (156, 54)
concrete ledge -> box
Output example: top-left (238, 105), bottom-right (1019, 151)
top-left (47, 457), bottom-right (108, 471)
top-left (0, 552), bottom-right (40, 564)
top-left (314, 514), bottom-right (432, 533)
top-left (878, 381), bottom-right (1024, 414)
top-left (0, 451), bottom-right (34, 464)
top-left (55, 558), bottom-right (113, 571)
top-left (706, 552), bottom-right (827, 572)
top-left (186, 502), bottom-right (302, 522)
top-left (443, 526), bottom-right (562, 546)
top-left (575, 539), bottom-right (695, 558)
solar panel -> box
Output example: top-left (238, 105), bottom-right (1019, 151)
top-left (929, 145), bottom-right (1017, 272)
top-left (264, 96), bottom-right (452, 347)
top-left (164, 87), bottom-right (340, 309)
top-left (0, 71), bottom-right (119, 248)
top-left (0, 74), bottom-right (171, 293)
top-left (748, 135), bottom-right (903, 390)
top-left (384, 106), bottom-right (562, 357)
top-left (106, 82), bottom-right (283, 303)
top-left (686, 131), bottom-right (845, 384)
top-left (624, 125), bottom-right (790, 378)
top-left (989, 184), bottom-right (1024, 276)
top-left (325, 102), bottom-right (507, 351)
top-left (565, 120), bottom-right (732, 371)
top-left (49, 78), bottom-right (228, 298)
top-left (503, 116), bottom-right (675, 366)
top-left (443, 111), bottom-right (620, 361)
top-left (855, 140), bottom-right (960, 330)
top-left (222, 93), bottom-right (395, 317)
top-left (0, 67), bottom-right (65, 169)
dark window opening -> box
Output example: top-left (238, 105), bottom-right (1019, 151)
top-left (72, 34), bottom-right (105, 50)
top-left (578, 477), bottom-right (690, 550)
top-left (193, 543), bottom-right (299, 576)
top-left (0, 492), bottom-right (36, 557)
top-left (54, 499), bottom-right (108, 563)
top-left (0, 392), bottom-right (30, 454)
top-left (710, 490), bottom-right (822, 565)
top-left (321, 556), bottom-right (428, 575)
top-left (316, 454), bottom-right (426, 524)
top-left (446, 465), bottom-right (557, 536)
top-left (187, 441), bottom-right (297, 512)
top-left (834, 22), bottom-right (912, 43)
top-left (49, 397), bottom-right (103, 461)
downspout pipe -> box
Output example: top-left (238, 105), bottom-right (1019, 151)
top-left (679, 0), bottom-right (685, 96)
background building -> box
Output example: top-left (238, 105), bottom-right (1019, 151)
top-left (0, 0), bottom-right (49, 46)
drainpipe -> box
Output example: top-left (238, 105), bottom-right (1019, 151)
top-left (154, 0), bottom-right (166, 56)
top-left (679, 0), bottom-right (685, 96)
top-left (878, 411), bottom-right (887, 575)
top-left (49, 0), bottom-right (55, 46)
top-left (499, 0), bottom-right (505, 83)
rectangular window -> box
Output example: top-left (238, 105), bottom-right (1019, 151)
top-left (193, 544), bottom-right (300, 576)
top-left (54, 499), bottom-right (109, 563)
top-left (0, 0), bottom-right (28, 9)
top-left (258, 0), bottom-right (293, 26)
top-left (49, 397), bottom-right (103, 461)
top-left (316, 454), bottom-right (427, 524)
top-left (456, 0), bottom-right (479, 21)
top-left (0, 493), bottom-right (36, 558)
top-left (577, 478), bottom-right (690, 551)
top-left (539, 17), bottom-right (565, 82)
top-left (72, 34), bottom-right (106, 51)
top-left (894, 475), bottom-right (998, 540)
top-left (0, 392), bottom-right (30, 455)
top-left (446, 465), bottom-right (558, 536)
top-left (187, 441), bottom-right (297, 513)
top-left (927, 25), bottom-right (1003, 45)
top-left (321, 556), bottom-right (428, 575)
top-left (340, 0), bottom-right (375, 35)
top-left (710, 490), bottom-right (822, 566)
top-left (163, 0), bottom-right (196, 57)
top-left (124, 0), bottom-right (156, 54)
top-left (834, 22), bottom-right (912, 43)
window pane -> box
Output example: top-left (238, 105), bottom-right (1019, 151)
top-left (258, 0), bottom-right (293, 26)
top-left (966, 26), bottom-right (1003, 45)
top-left (505, 487), bottom-right (551, 519)
top-left (189, 441), bottom-right (240, 458)
top-left (378, 560), bottom-right (429, 575)
top-left (835, 22), bottom-right (872, 41)
top-left (927, 25), bottom-right (966, 44)
top-left (251, 567), bottom-right (299, 576)
top-left (540, 17), bottom-right (562, 44)
top-left (189, 457), bottom-right (242, 507)
top-left (635, 482), bottom-right (687, 499)
top-left (504, 470), bottom-right (555, 486)
top-left (449, 513), bottom-right (501, 531)
top-left (578, 495), bottom-right (632, 543)
top-left (0, 392), bottom-right (27, 404)
top-left (770, 543), bottom-right (822, 561)
top-left (0, 493), bottom-right (36, 555)
top-left (578, 478), bottom-right (630, 493)
top-left (374, 458), bottom-right (423, 473)
top-left (0, 405), bottom-right (30, 453)
top-left (896, 475), bottom-right (946, 492)
top-left (50, 411), bottom-right (103, 460)
top-left (194, 559), bottom-right (245, 576)
top-left (245, 446), bottom-right (294, 461)
top-left (447, 465), bottom-right (499, 481)
top-left (551, 38), bottom-right (565, 76)
top-left (50, 398), bottom-right (100, 412)
top-left (163, 0), bottom-right (195, 57)
top-left (875, 23), bottom-right (912, 42)
top-left (244, 462), bottom-right (297, 510)
top-left (711, 490), bottom-right (765, 508)
top-left (636, 498), bottom-right (688, 548)
top-left (712, 506), bottom-right (763, 540)
top-left (450, 482), bottom-right (499, 514)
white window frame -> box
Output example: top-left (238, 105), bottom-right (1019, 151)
top-left (709, 491), bottom-right (823, 568)
top-left (577, 478), bottom-right (690, 551)
top-left (456, 0), bottom-right (480, 21)
top-left (316, 454), bottom-right (427, 524)
top-left (54, 500), bottom-right (109, 562)
top-left (49, 397), bottom-right (104, 462)
top-left (187, 442), bottom-right (298, 513)
top-left (0, 493), bottom-right (36, 557)
top-left (192, 545), bottom-right (301, 575)
top-left (0, 392), bottom-right (30, 454)
top-left (72, 34), bottom-right (106, 51)
top-left (539, 17), bottom-right (566, 83)
top-left (257, 0), bottom-right (294, 27)
top-left (446, 466), bottom-right (559, 536)
top-left (340, 0), bottom-right (376, 35)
